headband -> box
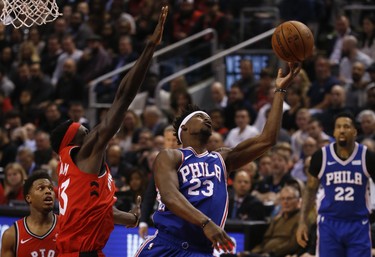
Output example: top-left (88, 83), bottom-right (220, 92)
top-left (177, 111), bottom-right (208, 142)
top-left (59, 122), bottom-right (81, 153)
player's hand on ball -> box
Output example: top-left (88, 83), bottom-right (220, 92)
top-left (275, 62), bottom-right (302, 91)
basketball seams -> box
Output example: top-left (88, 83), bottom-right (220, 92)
top-left (289, 21), bottom-right (306, 60)
top-left (280, 23), bottom-right (301, 62)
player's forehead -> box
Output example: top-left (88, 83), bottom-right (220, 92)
top-left (335, 117), bottom-right (353, 126)
top-left (32, 178), bottom-right (52, 188)
top-left (192, 112), bottom-right (210, 119)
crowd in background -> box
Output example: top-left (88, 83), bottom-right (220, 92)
top-left (0, 0), bottom-right (375, 256)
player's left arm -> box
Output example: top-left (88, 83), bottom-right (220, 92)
top-left (365, 149), bottom-right (375, 181)
top-left (1, 225), bottom-right (16, 257)
top-left (222, 63), bottom-right (301, 171)
top-left (112, 196), bottom-right (141, 228)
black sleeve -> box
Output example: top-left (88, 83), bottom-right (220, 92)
top-left (309, 149), bottom-right (323, 178)
top-left (366, 150), bottom-right (375, 181)
top-left (140, 174), bottom-right (157, 224)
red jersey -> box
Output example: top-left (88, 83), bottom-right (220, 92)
top-left (57, 146), bottom-right (116, 256)
top-left (15, 214), bottom-right (58, 257)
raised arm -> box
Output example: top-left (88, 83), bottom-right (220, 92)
top-left (1, 225), bottom-right (16, 257)
top-left (76, 6), bottom-right (168, 170)
top-left (223, 62), bottom-right (301, 171)
top-left (154, 149), bottom-right (234, 252)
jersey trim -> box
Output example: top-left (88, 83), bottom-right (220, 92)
top-left (23, 214), bottom-right (57, 239)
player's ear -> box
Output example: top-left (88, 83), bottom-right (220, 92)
top-left (25, 194), bottom-right (31, 204)
top-left (181, 124), bottom-right (187, 131)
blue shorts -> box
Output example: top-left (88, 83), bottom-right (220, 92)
top-left (134, 231), bottom-right (214, 257)
top-left (317, 215), bottom-right (371, 257)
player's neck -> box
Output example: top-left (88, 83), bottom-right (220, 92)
top-left (335, 143), bottom-right (355, 160)
top-left (183, 142), bottom-right (207, 154)
top-left (28, 210), bottom-right (54, 225)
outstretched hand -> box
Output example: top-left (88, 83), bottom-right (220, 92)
top-left (275, 62), bottom-right (302, 90)
top-left (149, 5), bottom-right (168, 45)
top-left (126, 195), bottom-right (142, 228)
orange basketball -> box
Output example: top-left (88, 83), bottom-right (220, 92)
top-left (271, 20), bottom-right (314, 62)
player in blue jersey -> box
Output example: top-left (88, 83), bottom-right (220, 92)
top-left (134, 63), bottom-right (301, 257)
top-left (297, 112), bottom-right (375, 257)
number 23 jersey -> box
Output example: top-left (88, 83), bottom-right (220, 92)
top-left (153, 147), bottom-right (228, 249)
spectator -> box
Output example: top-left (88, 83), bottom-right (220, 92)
top-left (232, 59), bottom-right (256, 101)
top-left (14, 89), bottom-right (40, 125)
top-left (282, 83), bottom-right (307, 135)
top-left (114, 110), bottom-right (142, 153)
top-left (67, 102), bottom-right (90, 130)
top-left (315, 85), bottom-right (354, 136)
top-left (28, 62), bottom-right (54, 107)
top-left (69, 11), bottom-right (94, 50)
top-left (142, 105), bottom-right (167, 136)
top-left (38, 102), bottom-right (64, 134)
top-left (0, 127), bottom-right (18, 169)
top-left (0, 162), bottom-right (27, 205)
top-left (307, 56), bottom-right (340, 111)
top-left (33, 130), bottom-right (54, 168)
top-left (357, 109), bottom-right (375, 142)
top-left (95, 35), bottom-right (139, 103)
top-left (253, 86), bottom-right (290, 133)
top-left (290, 136), bottom-right (318, 183)
top-left (252, 149), bottom-right (293, 208)
top-left (106, 143), bottom-right (128, 190)
top-left (40, 35), bottom-right (62, 78)
top-left (28, 27), bottom-right (45, 55)
top-left (241, 185), bottom-right (302, 257)
top-left (115, 168), bottom-right (147, 211)
top-left (228, 170), bottom-right (266, 221)
top-left (253, 68), bottom-right (274, 111)
top-left (10, 63), bottom-right (31, 106)
top-left (359, 15), bottom-right (375, 61)
top-left (344, 61), bottom-right (370, 113)
top-left (54, 58), bottom-right (86, 109)
top-left (327, 15), bottom-right (355, 66)
top-left (191, 0), bottom-right (233, 49)
top-left (339, 35), bottom-right (373, 85)
top-left (0, 89), bottom-right (13, 126)
top-left (224, 108), bottom-right (259, 148)
top-left (51, 35), bottom-right (83, 86)
top-left (16, 147), bottom-right (39, 175)
top-left (307, 117), bottom-right (334, 148)
top-left (0, 65), bottom-right (15, 97)
top-left (291, 108), bottom-right (312, 161)
top-left (77, 34), bottom-right (112, 84)
top-left (207, 131), bottom-right (224, 152)
top-left (210, 81), bottom-right (228, 110)
top-left (170, 89), bottom-right (193, 118)
top-left (172, 0), bottom-right (202, 42)
top-left (208, 108), bottom-right (228, 138)
top-left (224, 84), bottom-right (257, 130)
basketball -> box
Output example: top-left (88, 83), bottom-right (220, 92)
top-left (271, 20), bottom-right (314, 62)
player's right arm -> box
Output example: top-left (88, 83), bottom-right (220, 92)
top-left (154, 149), bottom-right (234, 252)
top-left (296, 150), bottom-right (321, 248)
top-left (75, 6), bottom-right (168, 173)
top-left (1, 225), bottom-right (16, 257)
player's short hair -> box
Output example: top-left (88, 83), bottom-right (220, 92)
top-left (334, 112), bottom-right (356, 128)
top-left (173, 104), bottom-right (202, 145)
top-left (23, 170), bottom-right (53, 201)
top-left (50, 119), bottom-right (73, 154)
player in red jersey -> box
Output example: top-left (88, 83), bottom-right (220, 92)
top-left (1, 170), bottom-right (58, 257)
top-left (49, 6), bottom-right (168, 257)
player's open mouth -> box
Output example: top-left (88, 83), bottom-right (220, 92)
top-left (44, 196), bottom-right (54, 204)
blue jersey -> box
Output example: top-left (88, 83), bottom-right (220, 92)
top-left (317, 142), bottom-right (371, 220)
top-left (152, 147), bottom-right (228, 250)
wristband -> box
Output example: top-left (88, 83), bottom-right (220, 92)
top-left (130, 212), bottom-right (139, 226)
top-left (274, 88), bottom-right (287, 93)
top-left (201, 218), bottom-right (211, 229)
